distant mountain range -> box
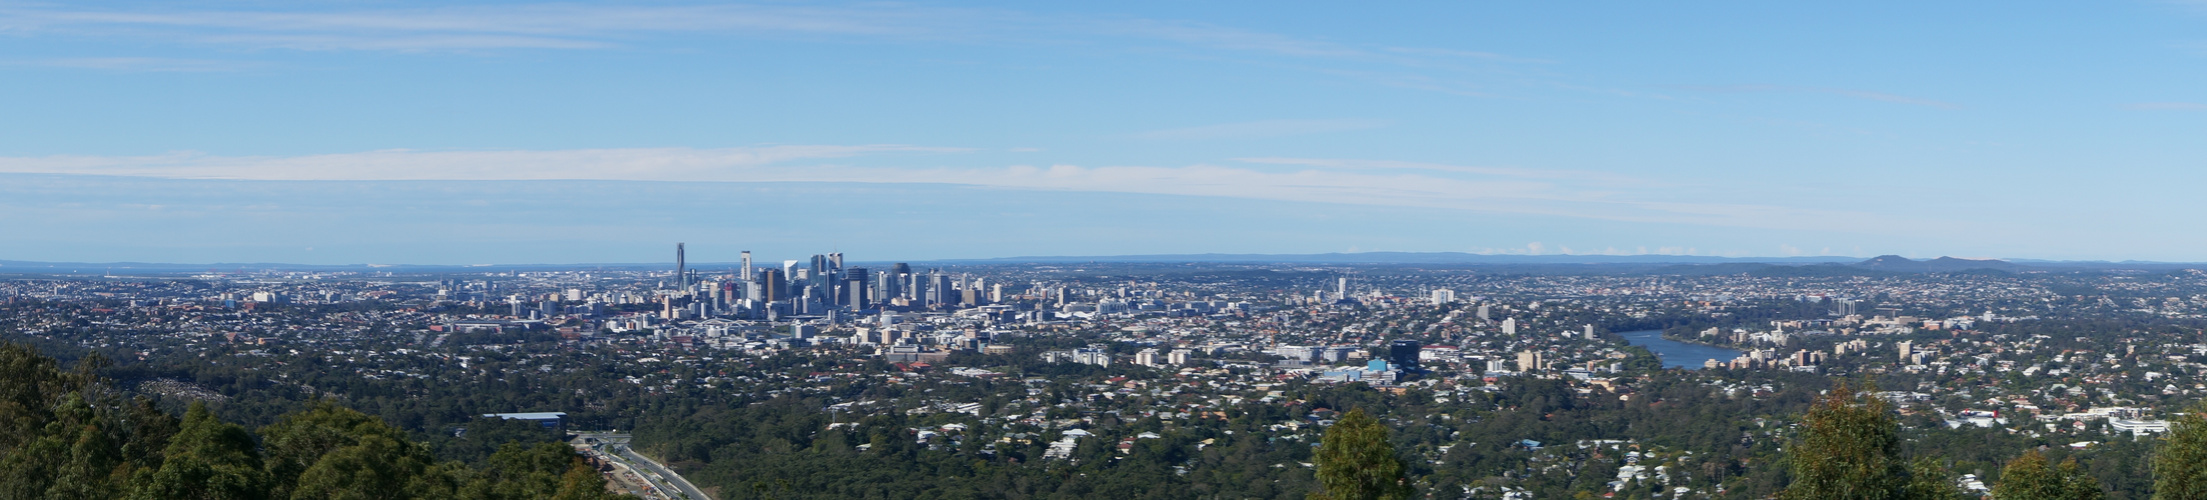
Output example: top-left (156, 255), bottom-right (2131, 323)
top-left (948, 252), bottom-right (1863, 265)
top-left (0, 252), bottom-right (2199, 275)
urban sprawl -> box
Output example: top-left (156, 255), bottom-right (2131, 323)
top-left (4, 249), bottom-right (2203, 498)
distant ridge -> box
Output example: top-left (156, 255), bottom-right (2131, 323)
top-left (1852, 255), bottom-right (2026, 273)
top-left (1, 252), bottom-right (2200, 275)
top-left (947, 252), bottom-right (1862, 265)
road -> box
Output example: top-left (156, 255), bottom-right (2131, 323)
top-left (615, 444), bottom-right (710, 500)
top-left (574, 432), bottom-right (712, 500)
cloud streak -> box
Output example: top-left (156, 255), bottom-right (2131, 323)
top-left (2126, 101), bottom-right (2207, 111)
top-left (0, 3), bottom-right (1547, 101)
top-left (1132, 119), bottom-right (1389, 140)
top-left (0, 147), bottom-right (1912, 233)
top-left (1679, 84), bottom-right (1962, 109)
top-left (3, 57), bottom-right (262, 72)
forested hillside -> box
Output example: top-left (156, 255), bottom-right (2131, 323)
top-left (0, 342), bottom-right (631, 500)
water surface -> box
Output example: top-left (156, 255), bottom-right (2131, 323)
top-left (1619, 329), bottom-right (1742, 369)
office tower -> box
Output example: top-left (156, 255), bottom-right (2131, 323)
top-left (844, 267), bottom-right (868, 283)
top-left (1897, 340), bottom-right (1912, 361)
top-left (760, 269), bottom-right (786, 302)
top-left (842, 267), bottom-right (869, 308)
top-left (880, 265), bottom-right (903, 300)
top-left (1336, 277), bottom-right (1347, 300)
top-left (741, 251), bottom-right (752, 281)
top-left (926, 270), bottom-right (948, 305)
top-left (1388, 339), bottom-right (1421, 371)
top-left (844, 278), bottom-right (867, 309)
top-left (675, 243), bottom-right (687, 290)
top-left (807, 255), bottom-right (831, 304)
top-left (1478, 304), bottom-right (1491, 321)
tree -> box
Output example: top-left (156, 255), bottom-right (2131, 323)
top-left (1781, 380), bottom-right (1908, 500)
top-left (289, 433), bottom-right (443, 500)
top-left (131, 402), bottom-right (272, 500)
top-left (1902, 458), bottom-right (1967, 500)
top-left (2155, 403), bottom-right (2207, 500)
top-left (1992, 450), bottom-right (2101, 500)
top-left (260, 400), bottom-right (435, 499)
top-left (1310, 408), bottom-right (1410, 500)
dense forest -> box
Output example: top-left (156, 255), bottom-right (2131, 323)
top-left (0, 342), bottom-right (631, 499)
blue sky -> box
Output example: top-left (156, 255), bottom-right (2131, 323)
top-left (3, 1), bottom-right (2206, 264)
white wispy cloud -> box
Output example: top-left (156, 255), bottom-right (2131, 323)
top-left (0, 147), bottom-right (1911, 232)
top-left (0, 3), bottom-right (1545, 101)
top-left (2125, 101), bottom-right (2207, 111)
top-left (0, 4), bottom-right (990, 51)
top-left (1230, 157), bottom-right (1642, 183)
top-left (1132, 119), bottom-right (1389, 140)
top-left (1105, 20), bottom-right (1372, 58)
top-left (1679, 84), bottom-right (1962, 109)
top-left (0, 146), bottom-right (970, 181)
top-left (5, 57), bottom-right (262, 72)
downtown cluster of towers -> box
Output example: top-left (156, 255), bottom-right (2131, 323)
top-left (667, 243), bottom-right (998, 320)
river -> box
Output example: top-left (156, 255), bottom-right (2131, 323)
top-left (1618, 329), bottom-right (1742, 369)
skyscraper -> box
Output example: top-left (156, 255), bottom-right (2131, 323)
top-left (809, 254), bottom-right (836, 305)
top-left (926, 270), bottom-right (948, 305)
top-left (844, 267), bottom-right (870, 309)
top-left (760, 269), bottom-right (786, 302)
top-left (675, 243), bottom-right (687, 290)
top-left (1388, 339), bottom-right (1421, 371)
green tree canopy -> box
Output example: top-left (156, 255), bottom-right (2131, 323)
top-left (1992, 449), bottom-right (2101, 500)
top-left (2155, 402), bottom-right (2207, 500)
top-left (131, 402), bottom-right (272, 500)
top-left (1782, 380), bottom-right (1909, 500)
top-left (1309, 408), bottom-right (1410, 500)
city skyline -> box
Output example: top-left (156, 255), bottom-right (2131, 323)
top-left (7, 2), bottom-right (2207, 263)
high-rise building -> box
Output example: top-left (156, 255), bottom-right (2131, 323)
top-left (740, 251), bottom-right (752, 282)
top-left (808, 255), bottom-right (836, 305)
top-left (1502, 317), bottom-right (1518, 335)
top-left (844, 278), bottom-right (868, 309)
top-left (1388, 339), bottom-right (1421, 371)
top-left (1430, 289), bottom-right (1456, 305)
top-left (675, 243), bottom-right (687, 290)
top-left (1517, 351), bottom-right (1543, 372)
top-left (926, 270), bottom-right (949, 305)
top-left (1167, 349), bottom-right (1191, 365)
top-left (759, 269), bottom-right (786, 302)
top-left (1135, 348), bottom-right (1162, 367)
top-left (1336, 277), bottom-right (1348, 300)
